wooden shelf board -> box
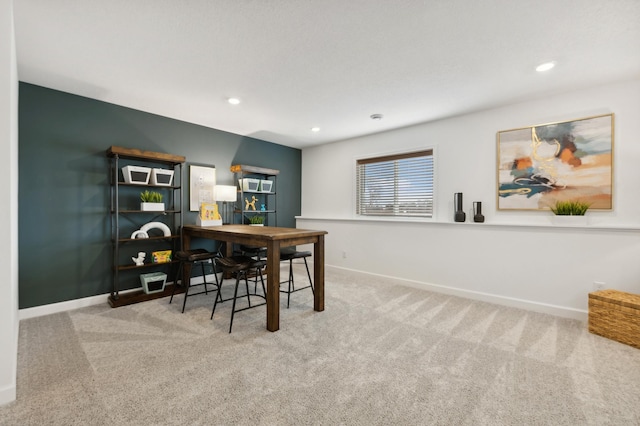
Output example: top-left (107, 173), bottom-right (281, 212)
top-left (117, 182), bottom-right (180, 189)
top-left (118, 235), bottom-right (179, 243)
top-left (108, 283), bottom-right (184, 308)
top-left (107, 146), bottom-right (185, 164)
top-left (117, 260), bottom-right (179, 271)
top-left (230, 164), bottom-right (280, 175)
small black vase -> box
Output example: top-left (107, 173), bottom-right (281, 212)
top-left (454, 193), bottom-right (466, 222)
top-left (473, 201), bottom-right (485, 223)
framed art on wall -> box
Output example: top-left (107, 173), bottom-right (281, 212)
top-left (497, 113), bottom-right (613, 211)
top-left (189, 164), bottom-right (216, 211)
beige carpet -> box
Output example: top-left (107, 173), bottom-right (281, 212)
top-left (2, 266), bottom-right (640, 425)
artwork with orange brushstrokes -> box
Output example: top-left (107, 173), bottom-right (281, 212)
top-left (497, 114), bottom-right (613, 210)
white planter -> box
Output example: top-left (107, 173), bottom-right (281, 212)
top-left (150, 168), bottom-right (174, 186)
top-left (260, 180), bottom-right (273, 192)
top-left (551, 215), bottom-right (589, 227)
top-left (140, 272), bottom-right (167, 294)
top-left (239, 178), bottom-right (260, 192)
top-left (249, 223), bottom-right (264, 226)
top-left (141, 202), bottom-right (165, 211)
top-left (122, 165), bottom-right (151, 184)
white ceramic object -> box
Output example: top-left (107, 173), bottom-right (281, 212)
top-left (130, 230), bottom-right (149, 239)
top-left (139, 221), bottom-right (172, 237)
top-left (140, 202), bottom-right (165, 211)
top-left (132, 252), bottom-right (146, 266)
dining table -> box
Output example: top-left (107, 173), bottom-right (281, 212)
top-left (181, 224), bottom-right (327, 331)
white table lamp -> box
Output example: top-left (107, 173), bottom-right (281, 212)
top-left (214, 185), bottom-right (237, 224)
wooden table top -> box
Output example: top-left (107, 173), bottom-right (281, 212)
top-left (182, 224), bottom-right (327, 242)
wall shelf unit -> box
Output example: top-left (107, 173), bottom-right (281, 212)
top-left (231, 164), bottom-right (279, 226)
top-left (107, 146), bottom-right (186, 307)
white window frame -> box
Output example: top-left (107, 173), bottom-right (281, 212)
top-left (356, 148), bottom-right (435, 219)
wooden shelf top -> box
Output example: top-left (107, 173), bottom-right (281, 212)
top-left (107, 146), bottom-right (185, 164)
top-left (230, 164), bottom-right (280, 175)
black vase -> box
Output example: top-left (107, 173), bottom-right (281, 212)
top-left (454, 193), bottom-right (466, 222)
top-left (473, 201), bottom-right (485, 223)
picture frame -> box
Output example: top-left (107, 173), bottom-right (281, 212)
top-left (189, 164), bottom-right (216, 211)
top-left (497, 113), bottom-right (613, 211)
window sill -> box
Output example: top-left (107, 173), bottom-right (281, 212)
top-left (295, 216), bottom-right (640, 231)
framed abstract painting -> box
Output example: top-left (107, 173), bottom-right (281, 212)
top-left (497, 113), bottom-right (613, 211)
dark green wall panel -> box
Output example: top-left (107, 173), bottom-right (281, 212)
top-left (18, 83), bottom-right (302, 309)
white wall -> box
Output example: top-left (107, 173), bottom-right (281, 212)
top-left (299, 78), bottom-right (640, 319)
top-left (0, 0), bottom-right (18, 405)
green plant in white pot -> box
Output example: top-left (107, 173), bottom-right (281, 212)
top-left (249, 215), bottom-right (265, 226)
top-left (140, 190), bottom-right (164, 211)
top-left (550, 200), bottom-right (591, 226)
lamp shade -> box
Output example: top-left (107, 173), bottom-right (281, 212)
top-left (214, 185), bottom-right (237, 202)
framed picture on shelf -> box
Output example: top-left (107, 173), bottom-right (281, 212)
top-left (189, 164), bottom-right (216, 211)
top-left (497, 113), bottom-right (613, 211)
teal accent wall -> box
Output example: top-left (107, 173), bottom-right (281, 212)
top-left (18, 82), bottom-right (302, 309)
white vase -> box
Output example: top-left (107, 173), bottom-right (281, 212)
top-left (551, 215), bottom-right (589, 227)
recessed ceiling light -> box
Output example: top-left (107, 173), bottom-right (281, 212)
top-left (536, 62), bottom-right (556, 72)
top-left (311, 127), bottom-right (320, 132)
top-left (227, 97), bottom-right (241, 105)
top-left (370, 114), bottom-right (383, 120)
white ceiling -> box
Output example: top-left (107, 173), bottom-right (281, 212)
top-left (13, 0), bottom-right (640, 149)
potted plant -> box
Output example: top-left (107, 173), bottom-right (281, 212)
top-left (248, 215), bottom-right (265, 226)
top-left (550, 200), bottom-right (591, 226)
top-left (140, 190), bottom-right (164, 211)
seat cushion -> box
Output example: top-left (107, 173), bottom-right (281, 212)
top-left (175, 248), bottom-right (217, 262)
top-left (280, 250), bottom-right (312, 261)
top-left (215, 255), bottom-right (252, 272)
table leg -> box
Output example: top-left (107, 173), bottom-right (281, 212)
top-left (266, 240), bottom-right (281, 331)
top-left (314, 235), bottom-right (325, 312)
top-left (182, 234), bottom-right (192, 292)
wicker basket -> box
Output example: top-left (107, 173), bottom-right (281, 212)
top-left (589, 289), bottom-right (640, 349)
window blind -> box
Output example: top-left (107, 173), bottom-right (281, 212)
top-left (356, 150), bottom-right (433, 217)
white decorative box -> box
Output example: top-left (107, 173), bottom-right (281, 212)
top-left (150, 168), bottom-right (174, 186)
top-left (140, 272), bottom-right (167, 294)
top-left (122, 165), bottom-right (151, 184)
top-left (196, 217), bottom-right (223, 227)
top-left (260, 180), bottom-right (273, 193)
top-left (239, 178), bottom-right (260, 192)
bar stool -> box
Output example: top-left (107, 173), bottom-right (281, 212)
top-left (239, 244), bottom-right (266, 260)
top-left (169, 249), bottom-right (220, 313)
top-left (238, 244), bottom-right (267, 293)
top-left (279, 247), bottom-right (313, 308)
top-left (211, 255), bottom-right (266, 333)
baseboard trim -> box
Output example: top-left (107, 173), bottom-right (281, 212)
top-left (19, 266), bottom-right (587, 322)
top-left (327, 264), bottom-right (588, 322)
top-left (0, 384), bottom-right (16, 406)
top-left (18, 273), bottom-right (221, 320)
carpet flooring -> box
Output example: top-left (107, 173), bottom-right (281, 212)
top-left (1, 265), bottom-right (639, 425)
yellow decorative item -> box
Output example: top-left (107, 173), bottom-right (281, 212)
top-left (245, 195), bottom-right (258, 211)
top-left (151, 250), bottom-right (172, 263)
top-left (200, 203), bottom-right (221, 220)
top-left (197, 202), bottom-right (223, 226)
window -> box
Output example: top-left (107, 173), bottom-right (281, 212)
top-left (356, 149), bottom-right (434, 218)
